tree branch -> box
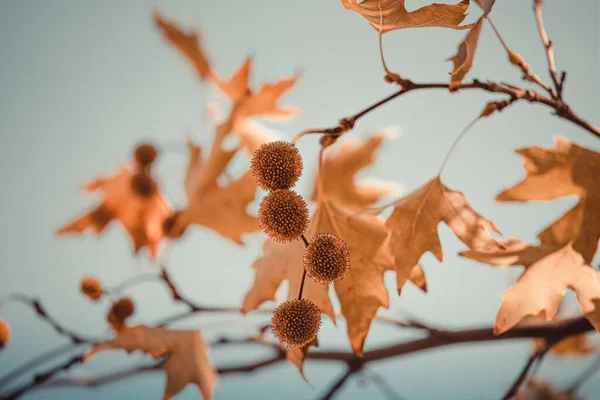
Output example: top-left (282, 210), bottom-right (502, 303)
top-left (4, 316), bottom-right (593, 399)
top-left (500, 341), bottom-right (551, 400)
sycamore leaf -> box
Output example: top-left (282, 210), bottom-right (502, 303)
top-left (448, 17), bottom-right (484, 89)
top-left (408, 264), bottom-right (428, 292)
top-left (340, 0), bottom-right (472, 33)
top-left (154, 10), bottom-right (214, 81)
top-left (312, 131), bottom-right (402, 211)
top-left (385, 176), bottom-right (502, 292)
top-left (461, 240), bottom-right (600, 335)
top-left (497, 136), bottom-right (600, 264)
top-left (216, 57), bottom-right (300, 120)
top-left (168, 135), bottom-right (259, 245)
top-left (316, 201), bottom-right (391, 355)
top-left (286, 337), bottom-right (318, 383)
top-left (57, 167), bottom-right (171, 259)
top-left (474, 0), bottom-right (496, 16)
top-left (84, 325), bottom-right (218, 400)
top-left (242, 229), bottom-right (336, 322)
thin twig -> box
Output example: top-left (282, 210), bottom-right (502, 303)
top-left (317, 368), bottom-right (354, 400)
top-left (500, 341), bottom-right (551, 400)
top-left (533, 0), bottom-right (561, 98)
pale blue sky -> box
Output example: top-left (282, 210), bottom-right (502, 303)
top-left (0, 1), bottom-right (599, 399)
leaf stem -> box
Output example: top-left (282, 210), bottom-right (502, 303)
top-left (297, 234), bottom-right (310, 300)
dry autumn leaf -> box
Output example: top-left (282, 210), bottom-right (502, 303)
top-left (312, 130), bottom-right (402, 211)
top-left (286, 337), bottom-right (319, 383)
top-left (340, 0), bottom-right (473, 32)
top-left (57, 166), bottom-right (171, 259)
top-left (316, 200), bottom-right (391, 355)
top-left (84, 325), bottom-right (218, 400)
top-left (448, 17), bottom-right (484, 89)
top-left (461, 239), bottom-right (600, 335)
top-left (166, 132), bottom-right (259, 245)
top-left (497, 136), bottom-right (600, 264)
top-left (216, 57), bottom-right (300, 120)
top-left (154, 10), bottom-right (214, 81)
top-left (385, 176), bottom-right (502, 292)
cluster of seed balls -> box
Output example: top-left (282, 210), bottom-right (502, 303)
top-left (251, 141), bottom-right (351, 347)
top-left (130, 143), bottom-right (160, 198)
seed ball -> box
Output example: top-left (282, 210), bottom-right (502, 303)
top-left (304, 233), bottom-right (351, 284)
top-left (0, 319), bottom-right (10, 347)
top-left (271, 299), bottom-right (321, 347)
top-left (258, 189), bottom-right (309, 243)
top-left (107, 297), bottom-right (135, 328)
top-left (130, 172), bottom-right (157, 198)
top-left (251, 141), bottom-right (303, 191)
top-left (134, 143), bottom-right (158, 167)
top-left (81, 277), bottom-right (103, 301)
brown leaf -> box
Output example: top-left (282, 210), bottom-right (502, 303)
top-left (169, 135), bottom-right (259, 245)
top-left (408, 265), bottom-right (428, 292)
top-left (497, 137), bottom-right (600, 264)
top-left (84, 325), bottom-right (218, 400)
top-left (154, 10), bottom-right (214, 81)
top-left (286, 337), bottom-right (318, 383)
top-left (461, 240), bottom-right (600, 335)
top-left (474, 0), bottom-right (496, 16)
top-left (57, 167), bottom-right (171, 259)
top-left (385, 176), bottom-right (501, 292)
top-left (317, 201), bottom-right (391, 355)
top-left (216, 57), bottom-right (300, 120)
top-left (534, 334), bottom-right (594, 357)
top-left (448, 17), bottom-right (484, 89)
top-left (312, 130), bottom-right (402, 211)
top-left (340, 0), bottom-right (473, 33)
top-left (242, 229), bottom-right (336, 322)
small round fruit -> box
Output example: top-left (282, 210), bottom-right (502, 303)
top-left (107, 297), bottom-right (135, 328)
top-left (134, 143), bottom-right (158, 167)
top-left (258, 189), bottom-right (309, 242)
top-left (81, 277), bottom-right (103, 301)
top-left (130, 172), bottom-right (157, 198)
top-left (304, 233), bottom-right (350, 284)
top-left (251, 141), bottom-right (303, 191)
top-left (0, 319), bottom-right (10, 347)
top-left (271, 299), bottom-right (321, 347)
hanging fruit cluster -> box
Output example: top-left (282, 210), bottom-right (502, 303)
top-left (251, 141), bottom-right (351, 347)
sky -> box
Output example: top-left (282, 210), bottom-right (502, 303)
top-left (0, 0), bottom-right (599, 399)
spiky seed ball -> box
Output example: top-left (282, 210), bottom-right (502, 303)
top-left (0, 319), bottom-right (10, 347)
top-left (271, 299), bottom-right (321, 347)
top-left (258, 189), bottom-right (309, 242)
top-left (134, 143), bottom-right (158, 167)
top-left (107, 297), bottom-right (135, 328)
top-left (304, 233), bottom-right (351, 284)
top-left (130, 172), bottom-right (157, 198)
top-left (251, 141), bottom-right (303, 191)
top-left (80, 277), bottom-right (103, 301)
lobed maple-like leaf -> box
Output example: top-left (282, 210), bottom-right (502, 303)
top-left (447, 17), bottom-right (484, 89)
top-left (57, 167), bottom-right (171, 259)
top-left (461, 239), bottom-right (600, 335)
top-left (242, 229), bottom-right (336, 322)
top-left (385, 176), bottom-right (502, 292)
top-left (154, 10), bottom-right (214, 81)
top-left (84, 325), bottom-right (218, 400)
top-left (286, 337), bottom-right (319, 383)
top-left (340, 0), bottom-right (473, 33)
top-left (216, 57), bottom-right (300, 120)
top-left (312, 130), bottom-right (402, 211)
top-left (168, 133), bottom-right (259, 245)
top-left (497, 136), bottom-right (600, 264)
top-left (317, 200), bottom-right (391, 355)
